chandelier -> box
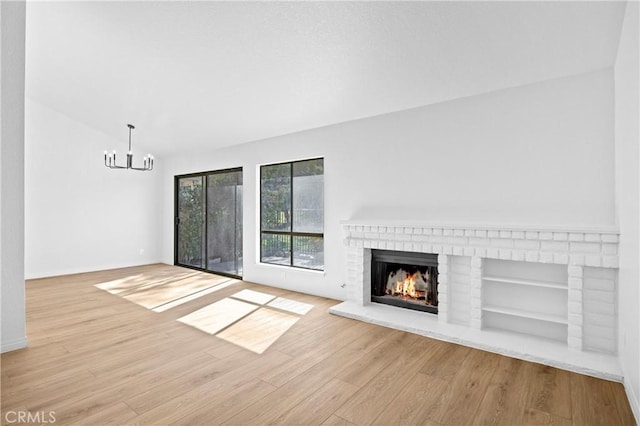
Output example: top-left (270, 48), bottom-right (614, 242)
top-left (104, 124), bottom-right (154, 171)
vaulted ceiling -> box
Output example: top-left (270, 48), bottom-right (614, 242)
top-left (26, 1), bottom-right (626, 157)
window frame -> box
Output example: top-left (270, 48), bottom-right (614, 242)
top-left (259, 157), bottom-right (324, 271)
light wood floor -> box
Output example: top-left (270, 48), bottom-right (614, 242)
top-left (1, 264), bottom-right (635, 426)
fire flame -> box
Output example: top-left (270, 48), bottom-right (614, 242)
top-left (392, 272), bottom-right (423, 299)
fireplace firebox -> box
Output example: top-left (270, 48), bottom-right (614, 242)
top-left (371, 249), bottom-right (438, 314)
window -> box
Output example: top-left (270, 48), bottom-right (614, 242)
top-left (260, 158), bottom-right (324, 271)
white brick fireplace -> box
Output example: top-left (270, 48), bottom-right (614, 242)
top-left (330, 221), bottom-right (622, 381)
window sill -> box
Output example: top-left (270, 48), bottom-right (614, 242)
top-left (257, 262), bottom-right (326, 276)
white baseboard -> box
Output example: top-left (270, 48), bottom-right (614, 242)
top-left (1, 337), bottom-right (28, 353)
top-left (624, 379), bottom-right (640, 425)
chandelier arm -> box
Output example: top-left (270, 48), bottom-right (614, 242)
top-left (107, 164), bottom-right (127, 169)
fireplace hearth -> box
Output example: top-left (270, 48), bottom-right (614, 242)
top-left (371, 249), bottom-right (438, 314)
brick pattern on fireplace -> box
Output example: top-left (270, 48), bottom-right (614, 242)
top-left (344, 224), bottom-right (618, 267)
top-left (343, 222), bottom-right (619, 357)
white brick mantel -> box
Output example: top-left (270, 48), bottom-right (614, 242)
top-left (330, 220), bottom-right (622, 381)
top-left (342, 221), bottom-right (619, 268)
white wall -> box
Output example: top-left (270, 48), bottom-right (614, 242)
top-left (25, 99), bottom-right (163, 279)
top-left (1, 0), bottom-right (28, 353)
top-left (162, 69), bottom-right (615, 301)
top-left (615, 1), bottom-right (640, 421)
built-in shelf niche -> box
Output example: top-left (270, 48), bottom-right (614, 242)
top-left (482, 259), bottom-right (568, 342)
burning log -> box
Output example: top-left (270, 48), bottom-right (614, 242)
top-left (386, 269), bottom-right (428, 299)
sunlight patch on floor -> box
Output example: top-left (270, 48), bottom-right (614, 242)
top-left (97, 274), bottom-right (314, 354)
top-left (177, 298), bottom-right (259, 335)
top-left (152, 279), bottom-right (239, 312)
top-left (266, 297), bottom-right (314, 315)
top-left (95, 272), bottom-right (233, 311)
top-left (122, 275), bottom-right (230, 309)
top-left (177, 289), bottom-right (314, 354)
top-left (216, 307), bottom-right (300, 354)
top-left (230, 289), bottom-right (277, 305)
top-left (95, 271), bottom-right (200, 294)
top-left (94, 274), bottom-right (146, 293)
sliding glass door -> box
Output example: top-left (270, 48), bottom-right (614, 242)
top-left (176, 176), bottom-right (205, 268)
top-left (175, 168), bottom-right (242, 277)
top-left (206, 170), bottom-right (243, 276)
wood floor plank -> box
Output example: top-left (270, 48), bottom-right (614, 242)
top-left (271, 378), bottom-right (359, 425)
top-left (221, 358), bottom-right (336, 425)
top-left (605, 380), bottom-right (637, 426)
top-left (124, 350), bottom-right (262, 415)
top-left (166, 378), bottom-right (277, 426)
top-left (1, 365), bottom-right (95, 408)
top-left (270, 316), bottom-right (368, 359)
top-left (522, 408), bottom-right (572, 426)
top-left (419, 341), bottom-right (471, 380)
top-left (472, 355), bottom-right (528, 426)
top-left (321, 414), bottom-right (357, 426)
top-left (260, 320), bottom-right (377, 387)
top-left (372, 372), bottom-right (448, 426)
top-left (129, 350), bottom-right (288, 424)
top-left (1, 264), bottom-right (634, 426)
top-left (131, 348), bottom-right (288, 417)
top-left (334, 334), bottom-right (439, 425)
top-left (25, 351), bottom-right (220, 423)
top-left (427, 347), bottom-right (500, 426)
top-left (570, 371), bottom-right (623, 426)
top-left (68, 401), bottom-right (138, 426)
top-left (334, 329), bottom-right (422, 387)
top-left (525, 362), bottom-right (573, 420)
